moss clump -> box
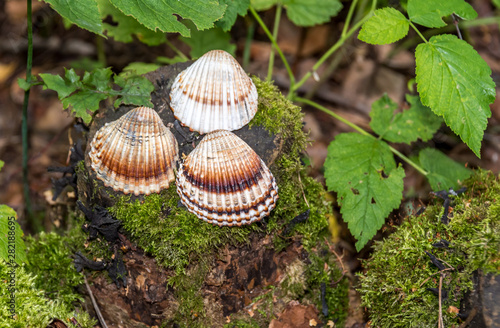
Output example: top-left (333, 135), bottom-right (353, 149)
top-left (109, 187), bottom-right (259, 274)
top-left (0, 261), bottom-right (95, 328)
top-left (358, 170), bottom-right (500, 328)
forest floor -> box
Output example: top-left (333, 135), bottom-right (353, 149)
top-left (0, 0), bottom-right (499, 327)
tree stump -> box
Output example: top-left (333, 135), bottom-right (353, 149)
top-left (76, 62), bottom-right (348, 328)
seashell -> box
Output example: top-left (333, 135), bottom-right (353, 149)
top-left (169, 50), bottom-right (258, 134)
top-left (176, 130), bottom-right (278, 226)
top-left (88, 106), bottom-right (179, 196)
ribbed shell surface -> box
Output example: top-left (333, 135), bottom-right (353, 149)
top-left (169, 50), bottom-right (258, 134)
top-left (89, 107), bottom-right (178, 196)
top-left (176, 130), bottom-right (278, 226)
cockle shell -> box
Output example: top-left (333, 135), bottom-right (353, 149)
top-left (88, 106), bottom-right (179, 196)
top-left (169, 50), bottom-right (258, 134)
top-left (176, 130), bottom-right (278, 226)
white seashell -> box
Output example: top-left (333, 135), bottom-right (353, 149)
top-left (88, 106), bottom-right (178, 196)
top-left (169, 50), bottom-right (258, 134)
top-left (176, 130), bottom-right (278, 226)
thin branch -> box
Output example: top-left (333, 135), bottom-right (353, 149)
top-left (458, 307), bottom-right (478, 328)
top-left (325, 238), bottom-right (348, 285)
top-left (297, 172), bottom-right (310, 208)
top-left (267, 4), bottom-right (282, 81)
top-left (83, 274), bottom-right (108, 328)
top-left (249, 6), bottom-right (295, 85)
top-left (418, 267), bottom-right (454, 288)
top-left (438, 274), bottom-right (444, 328)
top-left (452, 14), bottom-right (463, 40)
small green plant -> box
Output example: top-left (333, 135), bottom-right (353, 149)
top-left (23, 0), bottom-right (498, 251)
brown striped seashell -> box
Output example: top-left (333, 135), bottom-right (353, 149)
top-left (88, 106), bottom-right (179, 196)
top-left (169, 50), bottom-right (258, 134)
top-left (176, 130), bottom-right (278, 226)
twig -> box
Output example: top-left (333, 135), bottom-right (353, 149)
top-left (438, 274), bottom-right (444, 328)
top-left (325, 237), bottom-right (347, 284)
top-left (297, 172), bottom-right (310, 208)
top-left (419, 268), bottom-right (454, 288)
top-left (452, 14), bottom-right (463, 40)
top-left (83, 273), bottom-right (108, 328)
top-left (458, 307), bottom-right (478, 328)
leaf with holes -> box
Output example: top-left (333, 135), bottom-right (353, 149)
top-left (419, 148), bottom-right (471, 190)
top-left (109, 0), bottom-right (226, 37)
top-left (325, 133), bottom-right (404, 250)
top-left (415, 34), bottom-right (495, 157)
top-left (359, 7), bottom-right (409, 45)
top-left (408, 0), bottom-right (477, 28)
top-left (370, 94), bottom-right (442, 144)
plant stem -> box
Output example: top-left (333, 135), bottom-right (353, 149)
top-left (96, 36), bottom-right (106, 67)
top-left (290, 0), bottom-right (376, 96)
top-left (296, 97), bottom-right (370, 136)
top-left (165, 38), bottom-right (189, 60)
top-left (267, 4), bottom-right (282, 81)
top-left (249, 6), bottom-right (295, 85)
top-left (409, 21), bottom-right (428, 43)
top-left (341, 0), bottom-right (359, 38)
top-left (296, 97), bottom-right (429, 176)
top-left (22, 0), bottom-right (33, 224)
top-left (243, 18), bottom-right (256, 70)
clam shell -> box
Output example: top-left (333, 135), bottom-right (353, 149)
top-left (89, 106), bottom-right (178, 196)
top-left (169, 50), bottom-right (258, 134)
top-left (176, 130), bottom-right (278, 226)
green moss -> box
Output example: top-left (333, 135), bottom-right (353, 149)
top-left (0, 261), bottom-right (95, 328)
top-left (358, 170), bottom-right (500, 328)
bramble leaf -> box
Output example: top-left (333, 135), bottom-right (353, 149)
top-left (419, 148), bottom-right (471, 190)
top-left (358, 8), bottom-right (409, 45)
top-left (181, 23), bottom-right (236, 58)
top-left (216, 0), bottom-right (250, 31)
top-left (325, 133), bottom-right (404, 250)
top-left (284, 0), bottom-right (342, 26)
top-left (109, 0), bottom-right (226, 37)
top-left (408, 0), bottom-right (477, 28)
top-left (120, 62), bottom-right (161, 78)
top-left (370, 94), bottom-right (442, 144)
top-left (113, 75), bottom-right (155, 108)
top-left (0, 205), bottom-right (27, 265)
top-left (42, 0), bottom-right (103, 35)
top-left (415, 34), bottom-right (495, 157)
top-left (97, 0), bottom-right (166, 45)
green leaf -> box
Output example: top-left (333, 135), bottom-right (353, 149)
top-left (216, 0), bottom-right (250, 31)
top-left (0, 160), bottom-right (4, 171)
top-left (283, 0), bottom-right (342, 26)
top-left (180, 23), bottom-right (236, 58)
top-left (415, 34), bottom-right (495, 157)
top-left (358, 8), bottom-right (409, 45)
top-left (39, 72), bottom-right (79, 99)
top-left (419, 148), bottom-right (471, 190)
top-left (370, 94), bottom-right (442, 144)
top-left (113, 75), bottom-right (155, 108)
top-left (156, 56), bottom-right (189, 65)
top-left (0, 205), bottom-right (27, 265)
top-left (109, 0), bottom-right (226, 37)
top-left (325, 133), bottom-right (404, 250)
top-left (42, 0), bottom-right (103, 35)
top-left (97, 0), bottom-right (166, 45)
top-left (120, 62), bottom-right (161, 78)
top-left (82, 67), bottom-right (114, 92)
top-left (62, 90), bottom-right (108, 123)
top-left (408, 0), bottom-right (477, 28)
top-left (251, 0), bottom-right (277, 11)
top-left (494, 0), bottom-right (500, 9)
